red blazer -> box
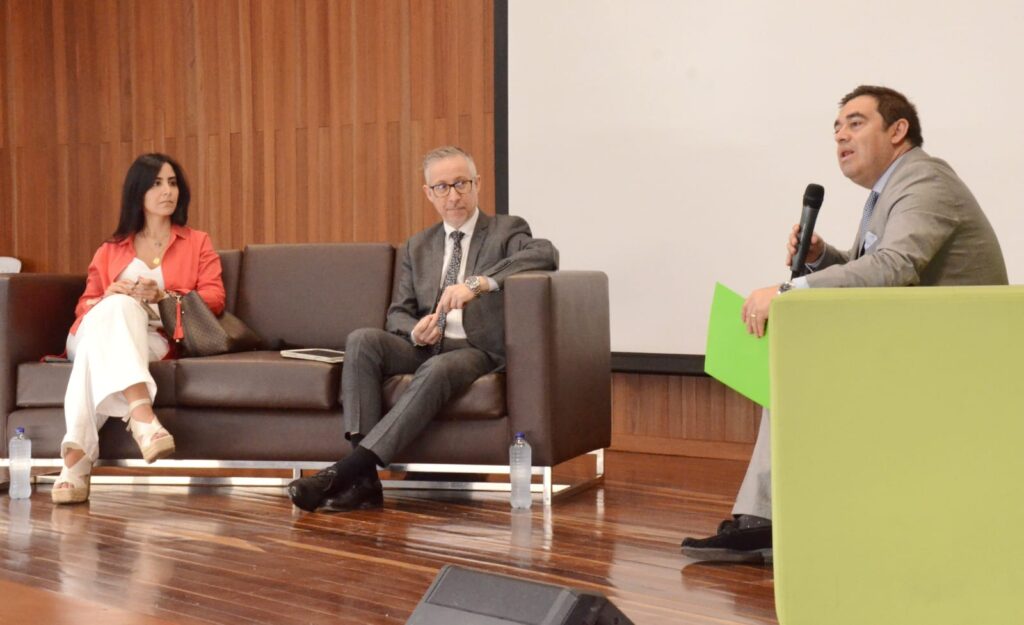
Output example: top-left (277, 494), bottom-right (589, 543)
top-left (70, 226), bottom-right (225, 335)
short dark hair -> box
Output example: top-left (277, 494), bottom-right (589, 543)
top-left (112, 153), bottom-right (191, 240)
top-left (840, 85), bottom-right (923, 148)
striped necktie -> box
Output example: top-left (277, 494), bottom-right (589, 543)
top-left (433, 230), bottom-right (465, 354)
top-left (857, 191), bottom-right (880, 257)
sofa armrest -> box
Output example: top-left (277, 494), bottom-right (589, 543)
top-left (504, 271), bottom-right (611, 466)
top-left (0, 274), bottom-right (84, 453)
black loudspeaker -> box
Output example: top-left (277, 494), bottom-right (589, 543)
top-left (406, 565), bottom-right (634, 625)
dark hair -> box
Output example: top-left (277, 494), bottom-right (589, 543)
top-left (111, 153), bottom-right (191, 240)
top-left (840, 85), bottom-right (923, 148)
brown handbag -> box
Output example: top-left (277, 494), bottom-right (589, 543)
top-left (158, 290), bottom-right (262, 357)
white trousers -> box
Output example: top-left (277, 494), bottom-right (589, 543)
top-left (732, 407), bottom-right (772, 519)
top-left (62, 295), bottom-right (168, 462)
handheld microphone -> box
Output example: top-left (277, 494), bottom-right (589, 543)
top-left (790, 183), bottom-right (825, 279)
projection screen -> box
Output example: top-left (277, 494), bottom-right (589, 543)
top-left (507, 0), bottom-right (1024, 356)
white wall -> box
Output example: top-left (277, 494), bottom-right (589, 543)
top-left (509, 0), bottom-right (1024, 354)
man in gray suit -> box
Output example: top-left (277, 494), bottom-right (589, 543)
top-left (682, 85), bottom-right (1007, 562)
top-left (288, 145), bottom-right (558, 513)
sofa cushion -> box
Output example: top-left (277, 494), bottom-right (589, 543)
top-left (17, 361), bottom-right (177, 408)
top-left (235, 243), bottom-right (394, 350)
top-left (382, 372), bottom-right (506, 421)
top-left (175, 351), bottom-right (340, 410)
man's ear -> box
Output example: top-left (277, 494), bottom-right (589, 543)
top-left (889, 118), bottom-right (909, 145)
top-left (422, 184), bottom-right (432, 201)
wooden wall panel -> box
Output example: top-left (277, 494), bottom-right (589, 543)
top-left (0, 1), bottom-right (6, 153)
top-left (610, 373), bottom-right (762, 460)
top-left (0, 0), bottom-right (495, 272)
top-left (0, 0), bottom-right (7, 258)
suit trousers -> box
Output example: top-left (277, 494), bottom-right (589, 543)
top-left (342, 328), bottom-right (497, 465)
top-left (62, 294), bottom-right (169, 462)
top-left (732, 407), bottom-right (772, 519)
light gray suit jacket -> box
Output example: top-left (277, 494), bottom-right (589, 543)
top-left (385, 212), bottom-right (559, 364)
top-left (806, 148), bottom-right (1007, 287)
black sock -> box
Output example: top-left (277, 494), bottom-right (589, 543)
top-left (349, 433), bottom-right (365, 447)
top-left (333, 445), bottom-right (380, 482)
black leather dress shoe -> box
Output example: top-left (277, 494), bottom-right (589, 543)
top-left (287, 463), bottom-right (347, 512)
top-left (680, 515), bottom-right (773, 564)
top-left (319, 473), bottom-right (384, 513)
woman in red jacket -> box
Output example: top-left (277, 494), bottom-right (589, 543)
top-left (53, 154), bottom-right (225, 504)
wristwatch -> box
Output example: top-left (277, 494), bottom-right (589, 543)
top-left (464, 275), bottom-right (483, 295)
top-left (777, 281), bottom-right (794, 295)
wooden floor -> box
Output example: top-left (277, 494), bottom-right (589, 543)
top-left (0, 452), bottom-right (776, 625)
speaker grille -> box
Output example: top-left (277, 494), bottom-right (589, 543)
top-left (427, 566), bottom-right (575, 624)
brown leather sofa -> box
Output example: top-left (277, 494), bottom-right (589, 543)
top-left (0, 243), bottom-right (611, 499)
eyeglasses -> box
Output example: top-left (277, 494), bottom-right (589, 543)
top-left (429, 179), bottom-right (475, 197)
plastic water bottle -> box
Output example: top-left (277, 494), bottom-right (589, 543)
top-left (509, 432), bottom-right (532, 509)
top-left (8, 427), bottom-right (32, 499)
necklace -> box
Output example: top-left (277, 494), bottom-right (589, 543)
top-left (140, 231), bottom-right (170, 266)
top-left (151, 237), bottom-right (164, 266)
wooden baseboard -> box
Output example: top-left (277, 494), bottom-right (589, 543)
top-left (610, 433), bottom-right (754, 461)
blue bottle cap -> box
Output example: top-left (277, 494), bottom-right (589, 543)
top-left (514, 431), bottom-right (525, 439)
top-left (15, 427), bottom-right (25, 435)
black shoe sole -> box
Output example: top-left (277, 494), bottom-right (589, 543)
top-left (681, 546), bottom-right (773, 564)
top-left (319, 496), bottom-right (384, 513)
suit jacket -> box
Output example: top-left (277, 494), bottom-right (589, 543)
top-left (806, 147), bottom-right (1007, 287)
top-left (385, 212), bottom-right (559, 363)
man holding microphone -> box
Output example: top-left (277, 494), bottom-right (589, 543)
top-left (682, 85), bottom-right (1008, 563)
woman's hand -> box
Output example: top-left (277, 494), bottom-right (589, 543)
top-left (131, 277), bottom-right (164, 304)
top-left (105, 279), bottom-right (135, 298)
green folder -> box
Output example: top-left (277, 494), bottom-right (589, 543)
top-left (704, 282), bottom-right (769, 406)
